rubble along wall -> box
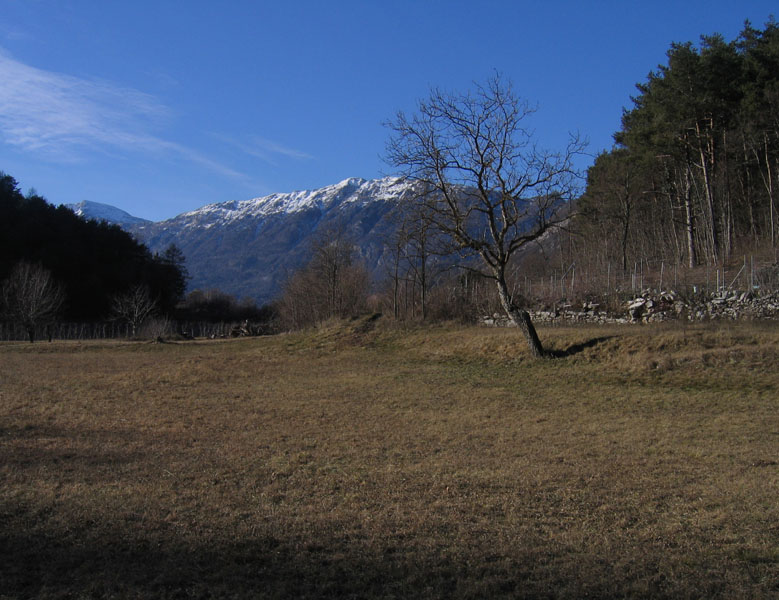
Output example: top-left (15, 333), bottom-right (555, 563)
top-left (480, 290), bottom-right (779, 326)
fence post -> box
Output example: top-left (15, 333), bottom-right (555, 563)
top-left (750, 255), bottom-right (754, 289)
top-left (571, 265), bottom-right (575, 296)
top-left (660, 261), bottom-right (664, 291)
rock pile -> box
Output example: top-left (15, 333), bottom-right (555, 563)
top-left (480, 289), bottom-right (779, 326)
top-left (229, 320), bottom-right (266, 337)
top-left (625, 289), bottom-right (779, 322)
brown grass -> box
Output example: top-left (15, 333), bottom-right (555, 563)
top-left (1, 318), bottom-right (777, 599)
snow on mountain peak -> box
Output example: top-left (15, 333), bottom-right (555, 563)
top-left (176, 176), bottom-right (414, 225)
top-left (66, 200), bottom-right (150, 225)
top-left (336, 177), bottom-right (366, 188)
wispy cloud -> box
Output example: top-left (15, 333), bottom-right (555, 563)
top-left (0, 48), bottom-right (244, 179)
top-left (0, 25), bottom-right (34, 43)
top-left (216, 133), bottom-right (314, 166)
top-left (250, 137), bottom-right (313, 161)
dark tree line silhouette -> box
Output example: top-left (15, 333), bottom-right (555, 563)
top-left (0, 172), bottom-right (187, 334)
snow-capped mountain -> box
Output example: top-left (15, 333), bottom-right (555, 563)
top-left (68, 177), bottom-right (556, 305)
top-left (117, 177), bottom-right (419, 303)
top-left (177, 177), bottom-right (412, 225)
top-left (65, 200), bottom-right (151, 226)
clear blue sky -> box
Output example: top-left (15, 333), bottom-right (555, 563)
top-left (0, 1), bottom-right (776, 221)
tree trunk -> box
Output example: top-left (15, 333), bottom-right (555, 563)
top-left (420, 251), bottom-right (427, 321)
top-left (620, 198), bottom-right (630, 274)
top-left (765, 133), bottom-right (776, 247)
top-left (682, 165), bottom-right (697, 268)
top-left (495, 275), bottom-right (544, 358)
top-left (696, 121), bottom-right (719, 263)
top-left (722, 129), bottom-right (733, 260)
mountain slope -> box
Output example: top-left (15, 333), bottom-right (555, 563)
top-left (127, 177), bottom-right (417, 304)
top-left (65, 200), bottom-right (151, 226)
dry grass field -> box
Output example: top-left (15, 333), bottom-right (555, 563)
top-left (1, 318), bottom-right (778, 599)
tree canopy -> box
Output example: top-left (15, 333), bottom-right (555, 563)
top-left (578, 19), bottom-right (779, 272)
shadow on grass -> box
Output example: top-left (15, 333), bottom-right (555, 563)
top-left (0, 424), bottom-right (147, 484)
top-left (0, 524), bottom-right (683, 600)
top-left (0, 421), bottom-right (757, 598)
top-left (546, 336), bottom-right (615, 359)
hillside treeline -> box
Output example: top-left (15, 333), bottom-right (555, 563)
top-left (575, 20), bottom-right (779, 275)
top-left (0, 172), bottom-right (186, 325)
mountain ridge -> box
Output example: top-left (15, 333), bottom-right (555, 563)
top-left (66, 200), bottom-right (151, 226)
top-left (170, 177), bottom-right (411, 225)
top-left (71, 177), bottom-right (418, 304)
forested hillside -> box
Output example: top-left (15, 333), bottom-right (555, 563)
top-left (0, 173), bottom-right (186, 323)
top-left (572, 20), bottom-right (778, 281)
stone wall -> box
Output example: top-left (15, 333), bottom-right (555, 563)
top-left (480, 290), bottom-right (779, 326)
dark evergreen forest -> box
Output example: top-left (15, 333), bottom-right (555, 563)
top-left (573, 19), bottom-right (779, 279)
top-left (0, 172), bottom-right (187, 323)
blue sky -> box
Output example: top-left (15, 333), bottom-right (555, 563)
top-left (0, 1), bottom-right (776, 221)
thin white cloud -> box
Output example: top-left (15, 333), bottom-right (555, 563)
top-left (0, 48), bottom-right (244, 179)
top-left (251, 136), bottom-right (313, 161)
top-left (215, 133), bottom-right (314, 166)
top-left (0, 25), bottom-right (33, 43)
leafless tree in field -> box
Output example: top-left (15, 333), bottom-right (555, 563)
top-left (279, 225), bottom-right (370, 329)
top-left (111, 285), bottom-right (158, 338)
top-left (382, 196), bottom-right (444, 321)
top-left (1, 261), bottom-right (64, 343)
top-left (385, 75), bottom-right (586, 357)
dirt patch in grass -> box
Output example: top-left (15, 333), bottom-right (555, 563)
top-left (1, 319), bottom-right (777, 598)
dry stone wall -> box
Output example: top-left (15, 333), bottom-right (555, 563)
top-left (481, 290), bottom-right (779, 326)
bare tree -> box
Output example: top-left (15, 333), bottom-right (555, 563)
top-left (385, 76), bottom-right (586, 357)
top-left (309, 224), bottom-right (359, 319)
top-left (1, 261), bottom-right (64, 343)
top-left (385, 196), bottom-right (447, 320)
top-left (381, 210), bottom-right (408, 320)
top-left (111, 285), bottom-right (157, 338)
top-left (278, 225), bottom-right (370, 329)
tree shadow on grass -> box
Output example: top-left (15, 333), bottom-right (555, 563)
top-left (0, 521), bottom-right (683, 600)
top-left (546, 336), bottom-right (615, 359)
top-left (0, 421), bottom-right (758, 599)
top-left (0, 424), bottom-right (148, 483)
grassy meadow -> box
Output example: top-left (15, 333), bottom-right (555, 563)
top-left (1, 318), bottom-right (778, 599)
